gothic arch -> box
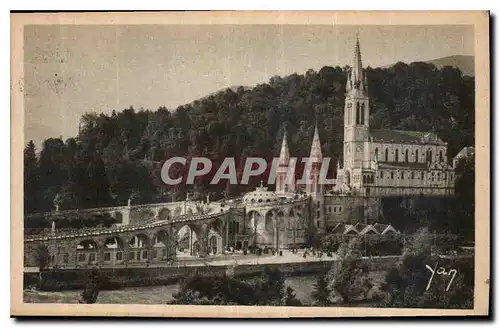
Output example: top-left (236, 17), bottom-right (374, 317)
top-left (246, 210), bottom-right (262, 230)
top-left (153, 230), bottom-right (170, 247)
top-left (129, 234), bottom-right (149, 248)
top-left (76, 239), bottom-right (99, 266)
top-left (426, 148), bottom-right (433, 163)
top-left (103, 236), bottom-right (123, 249)
top-left (103, 237), bottom-right (124, 265)
top-left (345, 170), bottom-right (351, 185)
top-left (361, 103), bottom-right (365, 124)
top-left (356, 102), bottom-right (361, 124)
top-left (347, 103), bottom-right (352, 125)
top-left (265, 211), bottom-right (274, 231)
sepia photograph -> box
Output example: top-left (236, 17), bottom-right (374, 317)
top-left (10, 11), bottom-right (490, 317)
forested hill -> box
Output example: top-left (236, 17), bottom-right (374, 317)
top-left (24, 62), bottom-right (475, 213)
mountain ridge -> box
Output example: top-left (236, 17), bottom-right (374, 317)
top-left (381, 55), bottom-right (474, 77)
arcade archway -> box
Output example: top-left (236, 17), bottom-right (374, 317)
top-left (76, 239), bottom-right (98, 267)
top-left (128, 234), bottom-right (149, 264)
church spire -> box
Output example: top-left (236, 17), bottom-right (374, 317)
top-left (351, 34), bottom-right (365, 91)
top-left (309, 122), bottom-right (323, 164)
top-left (278, 128), bottom-right (290, 166)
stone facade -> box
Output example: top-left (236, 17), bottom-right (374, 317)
top-left (336, 37), bottom-right (455, 197)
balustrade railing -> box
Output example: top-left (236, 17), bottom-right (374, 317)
top-left (25, 208), bottom-right (233, 242)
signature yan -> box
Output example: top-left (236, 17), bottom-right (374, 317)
top-left (425, 263), bottom-right (458, 292)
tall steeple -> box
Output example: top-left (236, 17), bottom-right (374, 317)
top-left (309, 123), bottom-right (323, 164)
top-left (278, 129), bottom-right (290, 167)
top-left (276, 127), bottom-right (294, 193)
top-left (306, 121), bottom-right (325, 233)
top-left (340, 35), bottom-right (372, 192)
top-left (349, 34), bottom-right (365, 92)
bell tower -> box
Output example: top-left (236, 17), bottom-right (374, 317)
top-left (306, 123), bottom-right (325, 233)
top-left (276, 128), bottom-right (295, 194)
top-left (341, 35), bottom-right (373, 192)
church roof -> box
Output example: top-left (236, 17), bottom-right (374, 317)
top-left (377, 162), bottom-right (429, 170)
top-left (370, 129), bottom-right (446, 146)
top-left (454, 146), bottom-right (475, 159)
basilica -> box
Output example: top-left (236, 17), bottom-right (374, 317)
top-left (256, 37), bottom-right (467, 237)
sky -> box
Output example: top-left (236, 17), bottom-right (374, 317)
top-left (23, 24), bottom-right (474, 146)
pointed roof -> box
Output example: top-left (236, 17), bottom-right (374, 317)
top-left (309, 123), bottom-right (323, 163)
top-left (278, 129), bottom-right (290, 166)
top-left (454, 146), bottom-right (475, 160)
top-left (350, 35), bottom-right (364, 91)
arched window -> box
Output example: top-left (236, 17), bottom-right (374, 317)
top-left (374, 148), bottom-right (378, 160)
top-left (439, 150), bottom-right (444, 162)
top-left (361, 103), bottom-right (365, 125)
top-left (380, 171), bottom-right (384, 179)
top-left (415, 149), bottom-right (419, 163)
top-left (401, 171), bottom-right (405, 179)
top-left (405, 149), bottom-right (409, 163)
top-left (426, 149), bottom-right (432, 163)
top-left (390, 172), bottom-right (394, 179)
top-left (347, 103), bottom-right (352, 125)
top-left (395, 149), bottom-right (399, 162)
top-left (356, 102), bottom-right (361, 124)
top-left (421, 171), bottom-right (425, 180)
top-left (385, 148), bottom-right (389, 162)
top-left (411, 171), bottom-right (414, 179)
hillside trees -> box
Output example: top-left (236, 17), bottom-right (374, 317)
top-left (24, 63), bottom-right (474, 217)
top-left (381, 228), bottom-right (474, 308)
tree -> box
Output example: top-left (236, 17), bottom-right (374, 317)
top-left (33, 244), bottom-right (50, 288)
top-left (26, 63), bottom-right (475, 214)
top-left (381, 227), bottom-right (474, 308)
top-left (256, 268), bottom-right (286, 306)
top-left (283, 286), bottom-right (302, 306)
top-left (452, 156), bottom-right (475, 241)
top-left (327, 237), bottom-right (371, 304)
top-left (79, 267), bottom-right (101, 304)
top-left (24, 140), bottom-right (39, 213)
top-left (311, 274), bottom-right (330, 306)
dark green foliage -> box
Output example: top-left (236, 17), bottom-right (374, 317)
top-left (24, 63), bottom-right (474, 224)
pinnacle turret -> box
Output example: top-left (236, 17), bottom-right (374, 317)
top-left (278, 129), bottom-right (290, 166)
top-left (350, 35), bottom-right (365, 92)
top-left (309, 123), bottom-right (323, 164)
